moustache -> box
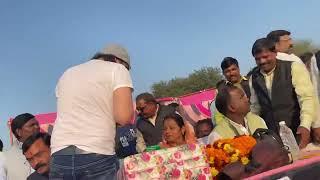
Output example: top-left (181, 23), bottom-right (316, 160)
top-left (259, 63), bottom-right (268, 67)
top-left (34, 163), bottom-right (47, 171)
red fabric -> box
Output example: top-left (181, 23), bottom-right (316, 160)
top-left (33, 112), bottom-right (57, 124)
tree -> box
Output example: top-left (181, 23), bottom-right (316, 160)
top-left (292, 40), bottom-right (320, 56)
top-left (151, 67), bottom-right (222, 98)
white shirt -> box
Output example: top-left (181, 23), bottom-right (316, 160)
top-left (276, 52), bottom-right (303, 63)
top-left (148, 105), bottom-right (159, 126)
top-left (51, 60), bottom-right (133, 155)
top-left (228, 118), bottom-right (251, 135)
top-left (207, 131), bottom-right (221, 145)
top-left (197, 136), bottom-right (210, 145)
top-left (3, 140), bottom-right (33, 180)
top-left (207, 118), bottom-right (251, 144)
top-left (0, 152), bottom-right (5, 180)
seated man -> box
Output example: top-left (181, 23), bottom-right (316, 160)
top-left (208, 85), bottom-right (267, 143)
top-left (135, 93), bottom-right (176, 152)
top-left (22, 133), bottom-right (51, 180)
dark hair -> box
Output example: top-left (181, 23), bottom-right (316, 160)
top-left (92, 53), bottom-right (130, 70)
top-left (299, 52), bottom-right (313, 64)
top-left (196, 118), bottom-right (214, 130)
top-left (252, 38), bottom-right (276, 57)
top-left (266, 30), bottom-right (291, 43)
top-left (0, 139), bottom-right (3, 152)
top-left (314, 50), bottom-right (320, 61)
top-left (215, 80), bottom-right (236, 92)
top-left (168, 103), bottom-right (179, 111)
top-left (215, 85), bottom-right (239, 115)
top-left (11, 113), bottom-right (35, 140)
top-left (221, 57), bottom-right (239, 71)
top-left (22, 132), bottom-right (51, 154)
top-left (163, 113), bottom-right (185, 128)
top-left (92, 54), bottom-right (117, 62)
top-left (136, 92), bottom-right (157, 104)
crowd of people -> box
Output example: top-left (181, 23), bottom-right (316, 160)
top-left (1, 29), bottom-right (320, 180)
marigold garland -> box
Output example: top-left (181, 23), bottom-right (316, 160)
top-left (204, 135), bottom-right (256, 177)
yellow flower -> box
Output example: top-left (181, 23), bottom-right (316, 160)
top-left (209, 156), bottom-right (215, 164)
top-left (223, 144), bottom-right (234, 153)
top-left (233, 149), bottom-right (240, 156)
top-left (230, 154), bottom-right (239, 163)
top-left (235, 149), bottom-right (240, 154)
top-left (211, 167), bottom-right (219, 177)
top-left (241, 157), bottom-right (250, 165)
top-left (217, 142), bottom-right (223, 148)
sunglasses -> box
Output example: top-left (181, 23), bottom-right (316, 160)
top-left (253, 129), bottom-right (284, 146)
top-left (137, 106), bottom-right (147, 113)
top-left (136, 102), bottom-right (153, 113)
top-left (252, 128), bottom-right (292, 162)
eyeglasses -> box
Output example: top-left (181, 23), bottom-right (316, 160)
top-left (137, 106), bottom-right (147, 112)
top-left (253, 128), bottom-right (292, 162)
top-left (245, 129), bottom-right (292, 173)
top-left (136, 102), bottom-right (152, 113)
top-left (253, 128), bottom-right (286, 148)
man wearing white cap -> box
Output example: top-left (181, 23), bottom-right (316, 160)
top-left (50, 44), bottom-right (134, 180)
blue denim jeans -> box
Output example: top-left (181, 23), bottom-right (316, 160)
top-left (49, 153), bottom-right (119, 180)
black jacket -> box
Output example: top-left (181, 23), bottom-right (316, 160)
top-left (27, 172), bottom-right (48, 180)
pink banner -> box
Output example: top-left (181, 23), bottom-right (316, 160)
top-left (179, 89), bottom-right (216, 105)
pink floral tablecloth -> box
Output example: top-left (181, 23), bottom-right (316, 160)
top-left (121, 143), bottom-right (211, 179)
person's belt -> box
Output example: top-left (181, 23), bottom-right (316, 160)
top-left (53, 145), bottom-right (92, 155)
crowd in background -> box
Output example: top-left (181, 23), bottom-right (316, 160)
top-left (0, 29), bottom-right (320, 180)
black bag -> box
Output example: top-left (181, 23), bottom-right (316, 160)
top-left (115, 124), bottom-right (137, 159)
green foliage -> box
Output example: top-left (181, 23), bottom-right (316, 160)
top-left (151, 67), bottom-right (222, 98)
top-left (292, 40), bottom-right (320, 56)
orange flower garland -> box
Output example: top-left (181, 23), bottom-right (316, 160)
top-left (204, 135), bottom-right (257, 177)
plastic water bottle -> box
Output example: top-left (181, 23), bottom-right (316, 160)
top-left (279, 121), bottom-right (300, 161)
